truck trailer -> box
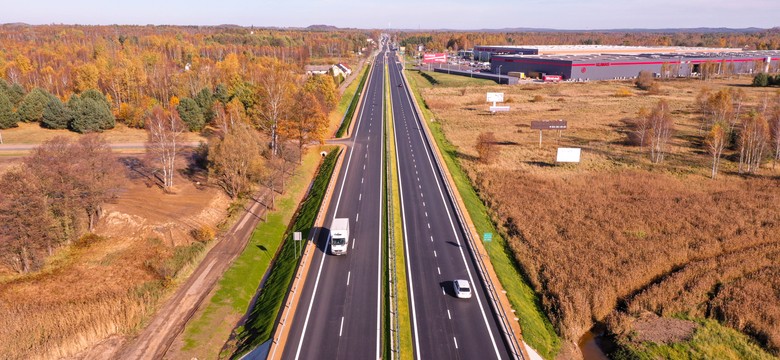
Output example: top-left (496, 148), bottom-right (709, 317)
top-left (329, 218), bottom-right (350, 255)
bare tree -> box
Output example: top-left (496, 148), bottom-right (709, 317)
top-left (0, 170), bottom-right (56, 273)
top-left (738, 111), bottom-right (770, 174)
top-left (73, 134), bottom-right (123, 230)
top-left (705, 122), bottom-right (729, 179)
top-left (146, 106), bottom-right (186, 190)
top-left (648, 100), bottom-right (674, 164)
top-left (633, 107), bottom-right (651, 147)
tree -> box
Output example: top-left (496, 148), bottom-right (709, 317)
top-left (282, 90), bottom-right (328, 162)
top-left (752, 73), bottom-right (770, 87)
top-left (194, 87), bottom-right (215, 124)
top-left (476, 132), bottom-right (499, 164)
top-left (177, 97), bottom-right (205, 131)
top-left (41, 95), bottom-right (71, 129)
top-left (0, 80), bottom-right (26, 106)
top-left (68, 95), bottom-right (115, 133)
top-left (214, 83), bottom-right (230, 104)
top-left (254, 61), bottom-right (295, 157)
top-left (635, 70), bottom-right (655, 90)
top-left (0, 170), bottom-right (56, 273)
top-left (303, 74), bottom-right (339, 114)
top-left (17, 88), bottom-right (52, 123)
top-left (146, 106), bottom-right (187, 189)
top-left (647, 100), bottom-right (674, 164)
top-left (705, 122), bottom-right (728, 179)
top-left (208, 122), bottom-right (264, 198)
top-left (633, 107), bottom-right (651, 147)
top-left (73, 135), bottom-right (123, 230)
top-left (0, 91), bottom-right (17, 129)
top-left (738, 111), bottom-right (769, 174)
top-left (771, 98), bottom-right (780, 166)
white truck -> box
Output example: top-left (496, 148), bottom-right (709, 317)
top-left (329, 218), bottom-right (350, 255)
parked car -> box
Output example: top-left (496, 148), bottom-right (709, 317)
top-left (453, 279), bottom-right (472, 299)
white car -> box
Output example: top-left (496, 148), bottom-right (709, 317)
top-left (453, 279), bottom-right (472, 299)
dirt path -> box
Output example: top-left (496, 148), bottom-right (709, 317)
top-left (117, 196), bottom-right (271, 359)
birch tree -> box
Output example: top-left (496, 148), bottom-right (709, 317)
top-left (146, 106), bottom-right (186, 189)
top-left (648, 100), bottom-right (674, 164)
top-left (738, 111), bottom-right (769, 174)
top-left (254, 61), bottom-right (295, 157)
top-left (705, 122), bottom-right (728, 179)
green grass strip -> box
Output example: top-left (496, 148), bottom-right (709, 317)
top-left (387, 61), bottom-right (414, 360)
top-left (404, 70), bottom-right (562, 359)
top-left (336, 64), bottom-right (371, 138)
top-left (181, 150), bottom-right (323, 358)
top-left (230, 149), bottom-right (341, 358)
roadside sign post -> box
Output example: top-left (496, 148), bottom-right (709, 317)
top-left (530, 120), bottom-right (568, 148)
top-left (486, 92), bottom-right (508, 114)
top-left (293, 231), bottom-right (302, 258)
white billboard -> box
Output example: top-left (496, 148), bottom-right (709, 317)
top-left (556, 148), bottom-right (581, 163)
top-left (486, 92), bottom-right (504, 103)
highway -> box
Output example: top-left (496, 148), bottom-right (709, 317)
top-left (280, 42), bottom-right (387, 359)
top-left (388, 53), bottom-right (512, 359)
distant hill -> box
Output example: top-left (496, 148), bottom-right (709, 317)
top-left (306, 24), bottom-right (340, 31)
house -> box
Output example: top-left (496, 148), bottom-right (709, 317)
top-left (336, 63), bottom-right (352, 77)
top-left (304, 65), bottom-right (333, 75)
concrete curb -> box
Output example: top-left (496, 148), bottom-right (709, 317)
top-left (266, 144), bottom-right (348, 360)
top-left (397, 57), bottom-right (531, 360)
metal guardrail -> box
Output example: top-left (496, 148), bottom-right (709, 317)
top-left (397, 65), bottom-right (526, 360)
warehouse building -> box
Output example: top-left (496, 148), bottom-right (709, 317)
top-left (473, 45), bottom-right (742, 61)
top-left (490, 51), bottom-right (780, 81)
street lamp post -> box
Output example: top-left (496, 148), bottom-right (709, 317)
top-left (498, 65), bottom-right (503, 84)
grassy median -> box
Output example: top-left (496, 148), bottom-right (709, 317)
top-left (387, 62), bottom-right (414, 360)
top-left (404, 69), bottom-right (562, 359)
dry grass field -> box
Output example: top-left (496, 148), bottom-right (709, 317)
top-left (413, 72), bottom-right (780, 357)
top-left (0, 122), bottom-right (206, 145)
top-left (0, 153), bottom-right (229, 359)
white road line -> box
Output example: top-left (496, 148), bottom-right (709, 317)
top-left (431, 236), bottom-right (434, 242)
top-left (425, 211), bottom-right (428, 217)
top-left (448, 309), bottom-right (451, 319)
top-left (441, 286), bottom-right (445, 295)
top-left (339, 317), bottom-right (345, 337)
top-left (434, 250), bottom-right (437, 257)
top-left (347, 271), bottom-right (351, 286)
top-left (423, 201), bottom-right (426, 207)
top-left (361, 177), bottom-right (364, 184)
top-left (376, 67), bottom-right (385, 360)
top-left (427, 223), bottom-right (431, 229)
top-left (402, 72), bottom-right (503, 359)
top-left (352, 238), bottom-right (355, 249)
top-left (359, 193), bottom-right (362, 201)
top-left (454, 337), bottom-right (459, 349)
top-left (356, 213), bottom-right (359, 222)
top-left (294, 56), bottom-right (377, 360)
top-left (437, 267), bottom-right (441, 275)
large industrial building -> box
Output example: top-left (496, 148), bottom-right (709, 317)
top-left (490, 51), bottom-right (780, 81)
top-left (472, 45), bottom-right (743, 61)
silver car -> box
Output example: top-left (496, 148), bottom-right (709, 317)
top-left (453, 279), bottom-right (472, 299)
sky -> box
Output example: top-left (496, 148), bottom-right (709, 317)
top-left (1, 0), bottom-right (778, 30)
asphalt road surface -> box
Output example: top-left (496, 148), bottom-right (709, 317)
top-left (388, 53), bottom-right (512, 359)
top-left (281, 45), bottom-right (387, 359)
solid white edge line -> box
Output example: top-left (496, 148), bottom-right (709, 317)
top-left (401, 66), bottom-right (503, 359)
top-left (392, 59), bottom-right (423, 360)
top-left (294, 51), bottom-right (378, 360)
top-left (376, 52), bottom-right (386, 360)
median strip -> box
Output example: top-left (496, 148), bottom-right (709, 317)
top-left (386, 58), bottom-right (414, 360)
